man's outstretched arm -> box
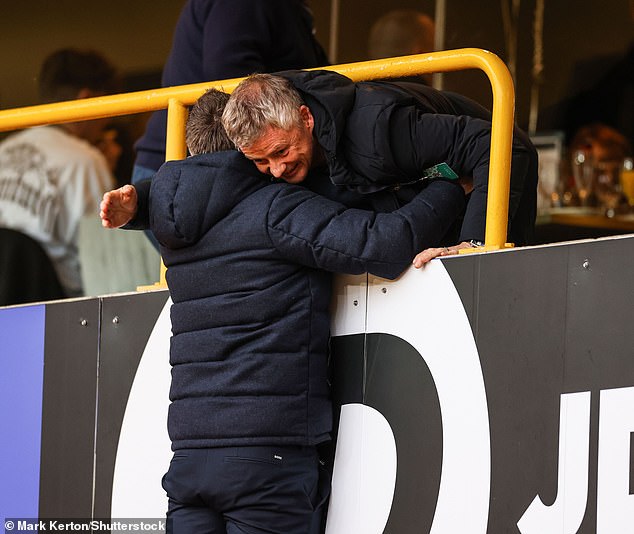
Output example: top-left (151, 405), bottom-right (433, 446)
top-left (268, 179), bottom-right (467, 280)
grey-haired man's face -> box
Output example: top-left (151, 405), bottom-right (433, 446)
top-left (240, 106), bottom-right (315, 184)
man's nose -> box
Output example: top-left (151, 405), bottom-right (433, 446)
top-left (269, 160), bottom-right (286, 178)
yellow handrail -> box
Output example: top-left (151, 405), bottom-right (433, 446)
top-left (0, 48), bottom-right (515, 286)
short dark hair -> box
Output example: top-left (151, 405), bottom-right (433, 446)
top-left (38, 48), bottom-right (119, 104)
top-left (186, 89), bottom-right (233, 155)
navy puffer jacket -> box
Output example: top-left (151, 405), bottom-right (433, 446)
top-left (280, 70), bottom-right (538, 245)
top-left (150, 151), bottom-right (465, 450)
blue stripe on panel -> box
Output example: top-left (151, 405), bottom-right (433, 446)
top-left (0, 305), bottom-right (46, 519)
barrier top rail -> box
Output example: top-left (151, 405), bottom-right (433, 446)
top-left (0, 47), bottom-right (515, 251)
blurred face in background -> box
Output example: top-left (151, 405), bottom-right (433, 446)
top-left (96, 127), bottom-right (123, 173)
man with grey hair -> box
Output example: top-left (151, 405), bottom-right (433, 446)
top-left (222, 70), bottom-right (538, 257)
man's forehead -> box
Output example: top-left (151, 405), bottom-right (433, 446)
top-left (242, 127), bottom-right (294, 158)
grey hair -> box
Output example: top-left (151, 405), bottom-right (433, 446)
top-left (221, 73), bottom-right (305, 149)
top-left (185, 88), bottom-right (232, 155)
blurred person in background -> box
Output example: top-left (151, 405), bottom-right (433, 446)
top-left (0, 48), bottom-right (119, 298)
top-left (562, 0), bottom-right (633, 148)
top-left (132, 0), bottom-right (329, 185)
top-left (367, 9), bottom-right (436, 84)
top-left (569, 123), bottom-right (631, 164)
top-left (568, 123), bottom-right (631, 210)
top-left (97, 119), bottom-right (136, 188)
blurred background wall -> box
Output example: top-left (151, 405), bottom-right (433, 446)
top-left (1, 0), bottom-right (632, 137)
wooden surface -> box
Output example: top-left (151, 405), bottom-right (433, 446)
top-left (535, 208), bottom-right (634, 244)
top-left (539, 208), bottom-right (634, 231)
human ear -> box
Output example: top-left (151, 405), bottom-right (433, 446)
top-left (299, 105), bottom-right (314, 131)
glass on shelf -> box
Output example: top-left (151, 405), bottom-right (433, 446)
top-left (620, 157), bottom-right (634, 211)
top-left (594, 159), bottom-right (623, 217)
top-left (571, 148), bottom-right (595, 207)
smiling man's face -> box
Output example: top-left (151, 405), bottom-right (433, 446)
top-left (240, 105), bottom-right (316, 184)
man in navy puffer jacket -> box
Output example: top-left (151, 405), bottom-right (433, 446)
top-left (101, 90), bottom-right (467, 534)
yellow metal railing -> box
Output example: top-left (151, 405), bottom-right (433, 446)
top-left (0, 48), bottom-right (515, 286)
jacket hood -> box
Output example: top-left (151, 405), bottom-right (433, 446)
top-left (279, 69), bottom-right (355, 159)
top-left (280, 69), bottom-right (395, 191)
top-left (150, 151), bottom-right (266, 249)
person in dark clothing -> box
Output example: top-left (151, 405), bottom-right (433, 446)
top-left (132, 0), bottom-right (329, 183)
top-left (559, 0), bottom-right (632, 152)
top-left (221, 70), bottom-right (539, 256)
top-left (101, 89), bottom-right (467, 533)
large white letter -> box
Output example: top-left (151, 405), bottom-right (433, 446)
top-left (366, 264), bottom-right (491, 533)
top-left (112, 299), bottom-right (172, 516)
top-left (517, 391), bottom-right (591, 534)
top-left (325, 404), bottom-right (397, 534)
top-left (597, 386), bottom-right (634, 533)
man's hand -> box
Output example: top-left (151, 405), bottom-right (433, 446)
top-left (100, 184), bottom-right (138, 228)
top-left (457, 176), bottom-right (474, 195)
top-left (412, 241), bottom-right (473, 268)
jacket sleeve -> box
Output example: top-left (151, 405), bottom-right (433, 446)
top-left (120, 178), bottom-right (152, 230)
top-left (388, 106), bottom-right (534, 242)
top-left (267, 179), bottom-right (466, 280)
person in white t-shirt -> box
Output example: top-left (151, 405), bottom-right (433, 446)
top-left (0, 48), bottom-right (119, 297)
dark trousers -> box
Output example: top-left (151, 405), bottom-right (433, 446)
top-left (162, 445), bottom-right (330, 534)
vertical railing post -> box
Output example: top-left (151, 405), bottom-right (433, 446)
top-left (165, 98), bottom-right (188, 162)
top-left (330, 48), bottom-right (515, 250)
top-left (158, 99), bottom-right (189, 286)
top-left (477, 53), bottom-right (515, 250)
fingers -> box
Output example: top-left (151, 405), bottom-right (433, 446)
top-left (412, 241), bottom-right (479, 269)
top-left (412, 246), bottom-right (455, 268)
top-left (99, 192), bottom-right (114, 227)
top-left (99, 186), bottom-right (131, 229)
top-left (120, 184), bottom-right (136, 203)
